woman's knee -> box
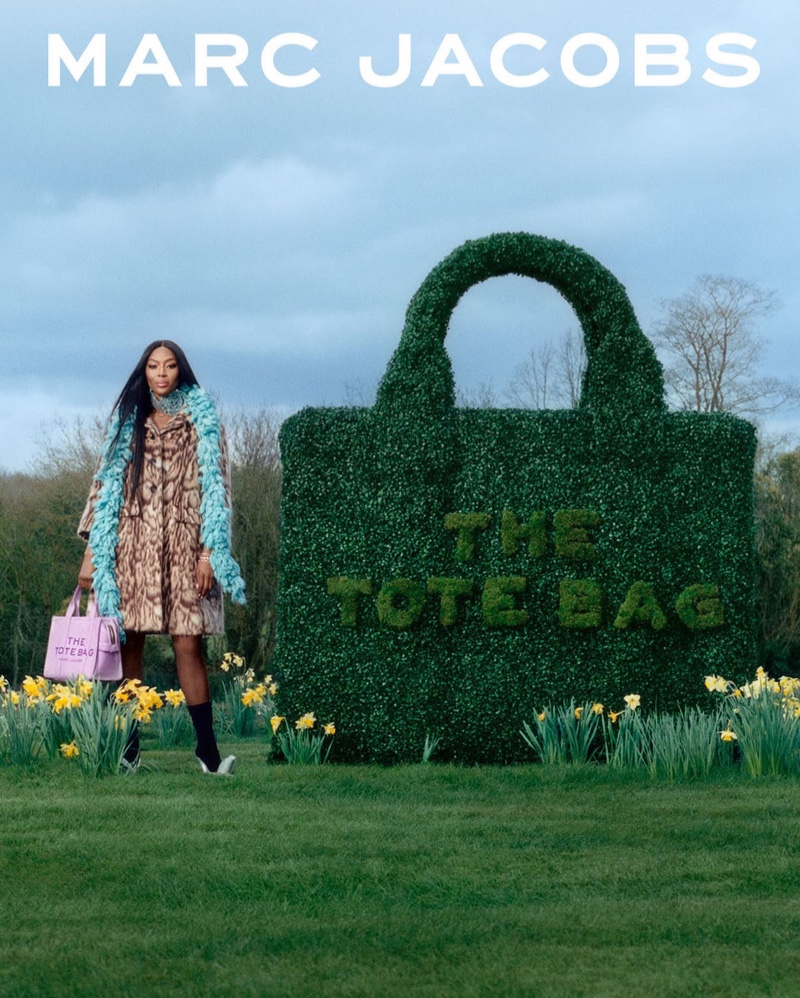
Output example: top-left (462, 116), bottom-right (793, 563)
top-left (172, 634), bottom-right (204, 661)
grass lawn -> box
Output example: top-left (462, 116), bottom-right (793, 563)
top-left (1, 743), bottom-right (799, 997)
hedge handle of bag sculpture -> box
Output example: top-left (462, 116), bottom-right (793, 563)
top-left (374, 232), bottom-right (665, 421)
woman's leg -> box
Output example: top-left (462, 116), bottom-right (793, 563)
top-left (121, 631), bottom-right (145, 681)
top-left (173, 634), bottom-right (223, 772)
top-left (120, 631), bottom-right (145, 767)
top-left (172, 634), bottom-right (210, 705)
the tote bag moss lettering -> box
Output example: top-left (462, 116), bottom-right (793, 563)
top-left (275, 233), bottom-right (756, 763)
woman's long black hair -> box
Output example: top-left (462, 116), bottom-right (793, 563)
top-left (107, 340), bottom-right (200, 496)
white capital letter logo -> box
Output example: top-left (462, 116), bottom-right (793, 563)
top-left (120, 34), bottom-right (182, 87)
top-left (634, 34), bottom-right (691, 87)
top-left (195, 34), bottom-right (249, 87)
top-left (561, 34), bottom-right (619, 88)
top-left (48, 33), bottom-right (107, 87)
top-left (261, 33), bottom-right (320, 88)
top-left (703, 34), bottom-right (760, 88)
top-left (360, 33), bottom-right (412, 88)
top-left (421, 34), bottom-right (483, 87)
top-left (490, 34), bottom-right (548, 88)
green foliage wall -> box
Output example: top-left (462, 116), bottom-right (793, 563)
top-left (275, 233), bottom-right (757, 764)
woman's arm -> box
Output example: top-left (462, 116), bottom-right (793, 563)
top-left (78, 545), bottom-right (95, 590)
top-left (77, 469), bottom-right (103, 587)
top-left (77, 477), bottom-right (101, 539)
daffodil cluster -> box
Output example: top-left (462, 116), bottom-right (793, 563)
top-left (220, 652), bottom-right (245, 672)
top-left (706, 667), bottom-right (800, 720)
top-left (269, 711), bottom-right (336, 764)
top-left (535, 694), bottom-right (640, 728)
top-left (113, 679), bottom-right (164, 723)
top-left (1, 675), bottom-right (94, 713)
top-left (704, 667), bottom-right (800, 773)
top-left (217, 652), bottom-right (278, 736)
top-left (47, 680), bottom-right (92, 714)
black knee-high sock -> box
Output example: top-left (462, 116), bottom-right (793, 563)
top-left (123, 721), bottom-right (140, 764)
top-left (187, 701), bottom-right (222, 772)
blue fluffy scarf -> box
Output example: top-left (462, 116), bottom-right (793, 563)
top-left (88, 385), bottom-right (246, 630)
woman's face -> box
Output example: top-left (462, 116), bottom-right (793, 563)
top-left (146, 346), bottom-right (180, 398)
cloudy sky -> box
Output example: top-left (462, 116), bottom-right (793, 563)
top-left (1, 0), bottom-right (797, 470)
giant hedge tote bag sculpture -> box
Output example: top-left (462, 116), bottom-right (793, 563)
top-left (275, 233), bottom-right (756, 763)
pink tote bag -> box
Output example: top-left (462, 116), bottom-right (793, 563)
top-left (43, 588), bottom-right (123, 681)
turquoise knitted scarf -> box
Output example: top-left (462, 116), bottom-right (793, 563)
top-left (88, 385), bottom-right (246, 630)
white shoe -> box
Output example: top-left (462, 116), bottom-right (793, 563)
top-left (197, 754), bottom-right (236, 776)
top-left (217, 754), bottom-right (236, 775)
top-left (120, 753), bottom-right (141, 774)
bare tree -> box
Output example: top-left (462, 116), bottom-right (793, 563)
top-left (654, 275), bottom-right (793, 416)
top-left (504, 340), bottom-right (555, 408)
top-left (554, 329), bottom-right (587, 409)
top-left (456, 380), bottom-right (498, 409)
top-left (341, 379), bottom-right (377, 407)
top-left (34, 414), bottom-right (106, 481)
top-left (504, 330), bottom-right (586, 409)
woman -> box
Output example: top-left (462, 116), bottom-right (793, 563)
top-left (78, 341), bottom-right (246, 774)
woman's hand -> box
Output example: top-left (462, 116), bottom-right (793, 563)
top-left (78, 547), bottom-right (95, 590)
top-left (195, 553), bottom-right (215, 599)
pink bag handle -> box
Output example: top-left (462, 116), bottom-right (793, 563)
top-left (67, 588), bottom-right (104, 620)
top-left (66, 587), bottom-right (84, 619)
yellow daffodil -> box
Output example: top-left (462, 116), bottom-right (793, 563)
top-left (48, 692), bottom-right (83, 713)
top-left (779, 675), bottom-right (800, 696)
top-left (0, 675), bottom-right (7, 692)
top-left (22, 675), bottom-right (47, 699)
top-left (10, 691), bottom-right (20, 706)
top-left (537, 711), bottom-right (547, 722)
top-left (704, 675), bottom-right (729, 693)
top-left (574, 706), bottom-right (584, 719)
top-left (164, 689), bottom-right (185, 708)
top-left (221, 652), bottom-right (245, 672)
top-left (295, 712), bottom-right (316, 730)
top-left (270, 715), bottom-right (285, 734)
top-left (264, 675), bottom-right (273, 685)
top-left (608, 710), bottom-right (621, 724)
top-left (120, 679), bottom-right (164, 723)
top-left (60, 741), bottom-right (80, 758)
top-left (114, 679), bottom-right (141, 703)
top-left (323, 722), bottom-right (336, 736)
top-left (624, 693), bottom-right (641, 711)
top-left (592, 703), bottom-right (604, 715)
top-left (720, 727), bottom-right (738, 742)
top-left (134, 706), bottom-right (153, 724)
top-left (241, 688), bottom-right (263, 707)
top-left (77, 679), bottom-right (94, 699)
top-left (268, 683), bottom-right (278, 697)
